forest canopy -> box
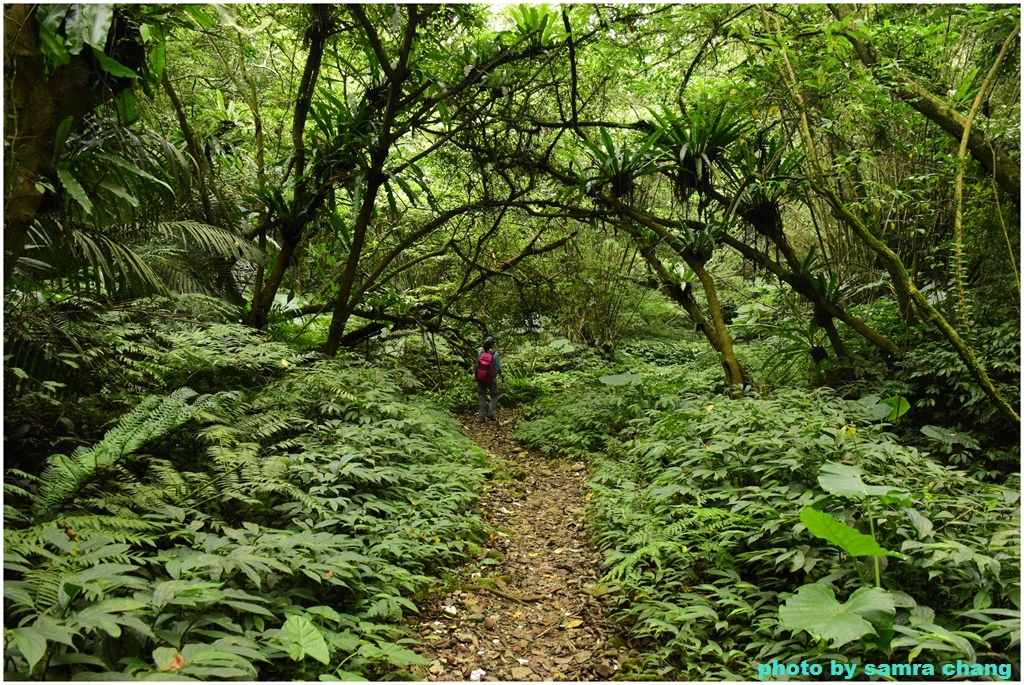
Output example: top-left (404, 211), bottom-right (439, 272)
top-left (3, 3), bottom-right (1020, 681)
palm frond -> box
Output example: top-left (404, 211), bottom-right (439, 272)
top-left (156, 221), bottom-right (264, 263)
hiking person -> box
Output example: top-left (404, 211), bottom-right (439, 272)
top-left (475, 336), bottom-right (504, 422)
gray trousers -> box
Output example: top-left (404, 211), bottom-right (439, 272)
top-left (477, 380), bottom-right (499, 418)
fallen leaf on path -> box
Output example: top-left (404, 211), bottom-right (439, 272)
top-left (510, 666), bottom-right (534, 679)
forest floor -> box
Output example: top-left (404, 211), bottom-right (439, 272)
top-left (408, 410), bottom-right (639, 681)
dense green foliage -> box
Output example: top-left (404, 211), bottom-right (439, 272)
top-left (4, 2), bottom-right (1020, 681)
top-left (5, 307), bottom-right (488, 680)
top-left (517, 347), bottom-right (1020, 679)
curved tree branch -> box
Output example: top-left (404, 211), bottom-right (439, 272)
top-left (829, 4), bottom-right (1020, 203)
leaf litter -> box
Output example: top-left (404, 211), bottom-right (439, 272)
top-left (408, 411), bottom-right (638, 681)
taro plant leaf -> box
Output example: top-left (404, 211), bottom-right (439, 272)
top-left (800, 507), bottom-right (903, 558)
top-left (780, 584), bottom-right (896, 648)
top-left (277, 615), bottom-right (330, 665)
top-left (880, 395), bottom-right (910, 421)
top-left (817, 462), bottom-right (911, 505)
top-left (306, 605), bottom-right (343, 624)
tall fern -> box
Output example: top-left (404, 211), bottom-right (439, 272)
top-left (603, 508), bottom-right (745, 582)
top-left (35, 388), bottom-right (218, 520)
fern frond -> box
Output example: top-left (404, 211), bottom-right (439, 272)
top-left (36, 388), bottom-right (218, 520)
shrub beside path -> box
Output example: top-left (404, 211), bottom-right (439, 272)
top-left (409, 411), bottom-right (639, 681)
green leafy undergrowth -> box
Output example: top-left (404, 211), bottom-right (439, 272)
top-left (900, 321), bottom-right (1020, 476)
top-left (4, 324), bottom-right (489, 680)
top-left (431, 336), bottom-right (616, 415)
top-left (512, 336), bottom-right (724, 458)
top-left (519, 383), bottom-right (1020, 679)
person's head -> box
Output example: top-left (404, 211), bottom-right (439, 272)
top-left (483, 336), bottom-right (496, 351)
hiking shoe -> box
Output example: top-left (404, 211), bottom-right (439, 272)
top-left (477, 416), bottom-right (486, 423)
top-left (487, 415), bottom-right (496, 421)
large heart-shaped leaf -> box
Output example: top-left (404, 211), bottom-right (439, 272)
top-left (817, 462), bottom-right (910, 505)
top-left (880, 395), bottom-right (910, 421)
top-left (279, 615), bottom-right (331, 665)
top-left (800, 507), bottom-right (903, 558)
top-left (780, 584), bottom-right (895, 648)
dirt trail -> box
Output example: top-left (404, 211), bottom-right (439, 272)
top-left (409, 412), bottom-right (638, 681)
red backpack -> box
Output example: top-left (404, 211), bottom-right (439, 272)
top-left (475, 351), bottom-right (496, 383)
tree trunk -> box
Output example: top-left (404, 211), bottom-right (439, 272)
top-left (323, 171), bottom-right (387, 356)
top-left (742, 213), bottom-right (853, 363)
top-left (5, 5), bottom-right (152, 288)
top-left (815, 182), bottom-right (1019, 424)
top-left (718, 233), bottom-right (902, 357)
top-left (4, 5), bottom-right (113, 286)
top-left (686, 255), bottom-right (747, 394)
top-left (245, 5), bottom-right (329, 328)
top-left (638, 244), bottom-right (723, 348)
top-left (3, 5), bottom-right (50, 285)
top-left (608, 199), bottom-right (749, 391)
top-left (637, 242), bottom-right (753, 388)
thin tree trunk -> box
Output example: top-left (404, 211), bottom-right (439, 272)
top-left (739, 211), bottom-right (852, 363)
top-left (951, 25), bottom-right (1019, 331)
top-left (163, 73), bottom-right (216, 223)
top-left (636, 243), bottom-right (756, 387)
top-left (638, 244), bottom-right (721, 346)
top-left (609, 199), bottom-right (748, 390)
top-left (246, 5), bottom-right (329, 328)
top-left (688, 256), bottom-right (746, 393)
top-left (323, 171), bottom-right (387, 356)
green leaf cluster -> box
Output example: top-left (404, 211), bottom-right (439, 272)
top-left (4, 317), bottom-right (489, 680)
top-left (519, 364), bottom-right (1019, 679)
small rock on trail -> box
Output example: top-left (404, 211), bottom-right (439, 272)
top-left (409, 411), bottom-right (638, 681)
